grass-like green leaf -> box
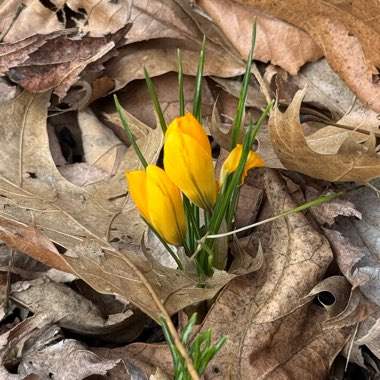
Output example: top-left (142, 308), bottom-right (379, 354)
top-left (144, 66), bottom-right (167, 133)
top-left (114, 95), bottom-right (148, 168)
top-left (193, 36), bottom-right (206, 122)
top-left (231, 19), bottom-right (257, 149)
top-left (178, 49), bottom-right (185, 117)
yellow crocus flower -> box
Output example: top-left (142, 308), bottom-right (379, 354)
top-left (164, 113), bottom-right (217, 210)
top-left (126, 165), bottom-right (187, 246)
top-left (220, 144), bottom-right (264, 185)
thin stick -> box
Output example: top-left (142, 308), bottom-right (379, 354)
top-left (114, 250), bottom-right (200, 380)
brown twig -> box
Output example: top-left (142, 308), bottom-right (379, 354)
top-left (114, 250), bottom-right (200, 380)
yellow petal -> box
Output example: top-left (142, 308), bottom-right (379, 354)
top-left (125, 170), bottom-right (150, 222)
top-left (245, 151), bottom-right (265, 176)
top-left (146, 165), bottom-right (187, 246)
top-left (220, 144), bottom-right (264, 184)
top-left (166, 113), bottom-right (211, 156)
top-left (164, 127), bottom-right (217, 210)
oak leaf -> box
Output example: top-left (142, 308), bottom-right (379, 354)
top-left (232, 0), bottom-right (380, 112)
top-left (269, 89), bottom-right (380, 182)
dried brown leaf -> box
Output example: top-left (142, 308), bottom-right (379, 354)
top-left (306, 187), bottom-right (362, 226)
top-left (0, 2), bottom-right (64, 42)
top-left (356, 309), bottom-right (380, 359)
top-left (269, 89), bottom-right (380, 182)
top-left (101, 73), bottom-right (216, 131)
top-left (62, 240), bottom-right (234, 323)
top-left (198, 0), bottom-right (323, 74)
top-left (18, 326), bottom-right (119, 379)
top-left (233, 0), bottom-right (380, 112)
top-left (288, 59), bottom-right (358, 116)
top-left (0, 220), bottom-right (72, 274)
top-left (93, 343), bottom-right (172, 379)
top-left (10, 279), bottom-right (140, 342)
top-left (0, 90), bottom-right (158, 249)
top-left (3, 25), bottom-right (129, 97)
top-left (78, 109), bottom-right (127, 175)
top-left (322, 181), bottom-right (380, 305)
top-left (106, 41), bottom-right (244, 93)
top-left (211, 76), bottom-right (267, 110)
top-left (0, 314), bottom-right (51, 371)
top-left (0, 1), bottom-right (131, 42)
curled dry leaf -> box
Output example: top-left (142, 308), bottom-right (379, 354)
top-left (63, 240), bottom-right (234, 323)
top-left (306, 186), bottom-right (362, 227)
top-left (78, 109), bottom-right (127, 175)
top-left (0, 90), bottom-right (159, 249)
top-left (106, 40), bottom-right (245, 93)
top-left (322, 180), bottom-right (380, 307)
top-left (2, 25), bottom-right (129, 98)
top-left (18, 325), bottom-right (119, 379)
top-left (10, 279), bottom-right (141, 343)
top-left (0, 0), bottom-right (131, 42)
top-left (269, 89), bottom-right (380, 182)
top-left (232, 0), bottom-right (380, 112)
top-left (210, 76), bottom-right (267, 110)
top-left (0, 314), bottom-right (52, 370)
top-left (198, 0), bottom-right (323, 74)
top-left (93, 343), bottom-right (172, 379)
top-left (287, 59), bottom-right (356, 117)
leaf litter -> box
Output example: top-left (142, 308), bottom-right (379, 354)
top-left (0, 0), bottom-right (379, 379)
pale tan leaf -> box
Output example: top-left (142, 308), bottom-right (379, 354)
top-left (198, 0), bottom-right (323, 74)
top-left (269, 89), bottom-right (380, 182)
top-left (0, 1), bottom-right (64, 42)
top-left (93, 343), bottom-right (172, 379)
top-left (288, 59), bottom-right (357, 116)
top-left (10, 279), bottom-right (140, 342)
top-left (356, 309), bottom-right (380, 359)
top-left (62, 240), bottom-right (234, 323)
top-left (306, 187), bottom-right (362, 227)
top-left (0, 314), bottom-right (51, 365)
top-left (78, 109), bottom-right (127, 175)
top-left (106, 42), bottom-right (245, 93)
top-left (102, 73), bottom-right (217, 131)
top-left (18, 326), bottom-right (119, 379)
top-left (322, 180), bottom-right (380, 305)
top-left (232, 0), bottom-right (380, 112)
top-left (210, 76), bottom-right (267, 109)
top-left (0, 90), bottom-right (160, 249)
top-left (0, 0), bottom-right (131, 42)
top-left (58, 163), bottom-right (110, 187)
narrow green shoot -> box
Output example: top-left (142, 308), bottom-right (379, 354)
top-left (206, 190), bottom-right (352, 239)
top-left (114, 95), bottom-right (148, 168)
top-left (178, 49), bottom-right (185, 117)
top-left (193, 36), bottom-right (206, 122)
top-left (160, 313), bottom-right (227, 380)
top-left (143, 66), bottom-right (167, 133)
top-left (209, 100), bottom-right (273, 236)
top-left (231, 19), bottom-right (257, 149)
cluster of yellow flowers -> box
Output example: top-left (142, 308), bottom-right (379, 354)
top-left (126, 113), bottom-right (264, 247)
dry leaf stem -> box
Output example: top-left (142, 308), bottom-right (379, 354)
top-left (116, 250), bottom-right (200, 380)
top-left (252, 63), bottom-right (272, 104)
